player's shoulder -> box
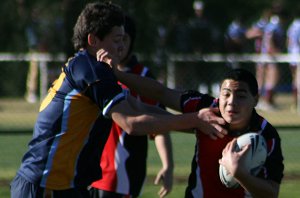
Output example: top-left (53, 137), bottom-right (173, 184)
top-left (66, 50), bottom-right (115, 85)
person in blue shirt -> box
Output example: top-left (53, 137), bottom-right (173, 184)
top-left (10, 2), bottom-right (227, 198)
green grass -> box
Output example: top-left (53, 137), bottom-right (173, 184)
top-left (1, 130), bottom-right (299, 197)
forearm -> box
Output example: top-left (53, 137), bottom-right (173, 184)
top-left (112, 111), bottom-right (200, 136)
top-left (236, 173), bottom-right (279, 198)
top-left (155, 134), bottom-right (174, 170)
top-left (127, 95), bottom-right (171, 115)
top-left (115, 69), bottom-right (181, 111)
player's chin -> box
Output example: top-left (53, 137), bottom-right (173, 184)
top-left (223, 115), bottom-right (241, 125)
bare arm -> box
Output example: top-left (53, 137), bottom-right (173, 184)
top-left (98, 49), bottom-right (228, 137)
top-left (97, 49), bottom-right (182, 111)
top-left (153, 133), bottom-right (174, 198)
top-left (115, 69), bottom-right (182, 111)
top-left (109, 97), bottom-right (227, 137)
top-left (109, 99), bottom-right (198, 135)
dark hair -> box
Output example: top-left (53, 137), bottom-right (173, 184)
top-left (221, 69), bottom-right (258, 96)
top-left (72, 2), bottom-right (125, 50)
top-left (123, 15), bottom-right (136, 59)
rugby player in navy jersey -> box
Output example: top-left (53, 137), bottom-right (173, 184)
top-left (112, 67), bottom-right (284, 198)
top-left (90, 15), bottom-right (173, 198)
top-left (10, 2), bottom-right (227, 198)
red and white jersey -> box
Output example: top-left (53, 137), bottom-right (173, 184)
top-left (91, 55), bottom-right (161, 197)
top-left (181, 90), bottom-right (284, 198)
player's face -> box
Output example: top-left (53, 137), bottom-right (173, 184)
top-left (120, 33), bottom-right (131, 61)
top-left (96, 26), bottom-right (125, 60)
top-left (219, 79), bottom-right (258, 131)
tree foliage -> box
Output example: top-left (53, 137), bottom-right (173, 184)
top-left (0, 0), bottom-right (298, 54)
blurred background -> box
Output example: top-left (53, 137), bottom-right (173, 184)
top-left (1, 0), bottom-right (300, 125)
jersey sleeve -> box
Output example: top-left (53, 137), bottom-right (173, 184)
top-left (180, 90), bottom-right (215, 113)
top-left (64, 54), bottom-right (125, 118)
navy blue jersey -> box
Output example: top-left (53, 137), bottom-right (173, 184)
top-left (17, 50), bottom-right (125, 190)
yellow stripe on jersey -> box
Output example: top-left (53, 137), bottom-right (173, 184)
top-left (44, 92), bottom-right (100, 189)
top-left (40, 72), bottom-right (66, 112)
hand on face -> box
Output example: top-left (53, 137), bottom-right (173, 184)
top-left (196, 107), bottom-right (228, 140)
top-left (96, 49), bottom-right (120, 70)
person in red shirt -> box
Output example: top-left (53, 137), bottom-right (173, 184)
top-left (111, 67), bottom-right (284, 198)
top-left (90, 15), bottom-right (173, 198)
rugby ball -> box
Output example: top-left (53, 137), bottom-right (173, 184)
top-left (219, 133), bottom-right (267, 188)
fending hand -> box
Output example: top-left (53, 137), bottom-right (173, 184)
top-left (96, 49), bottom-right (119, 70)
top-left (196, 107), bottom-right (228, 140)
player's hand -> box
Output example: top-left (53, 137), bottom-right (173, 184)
top-left (196, 107), bottom-right (228, 140)
top-left (219, 139), bottom-right (250, 178)
top-left (154, 167), bottom-right (173, 198)
top-left (96, 49), bottom-right (119, 70)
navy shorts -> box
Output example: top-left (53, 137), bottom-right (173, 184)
top-left (10, 174), bottom-right (90, 198)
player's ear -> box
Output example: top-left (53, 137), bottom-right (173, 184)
top-left (88, 33), bottom-right (97, 46)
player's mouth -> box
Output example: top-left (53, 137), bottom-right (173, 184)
top-left (227, 110), bottom-right (238, 116)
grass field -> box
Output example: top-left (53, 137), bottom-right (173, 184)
top-left (0, 131), bottom-right (299, 197)
top-left (0, 97), bottom-right (300, 197)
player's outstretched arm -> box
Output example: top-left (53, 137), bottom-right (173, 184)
top-left (115, 69), bottom-right (182, 111)
top-left (108, 96), bottom-right (224, 136)
top-left (97, 48), bottom-right (182, 111)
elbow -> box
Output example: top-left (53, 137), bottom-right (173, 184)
top-left (121, 122), bottom-right (136, 135)
top-left (123, 125), bottom-right (136, 135)
top-left (123, 125), bottom-right (145, 136)
top-left (123, 115), bottom-right (152, 136)
top-left (119, 118), bottom-right (138, 136)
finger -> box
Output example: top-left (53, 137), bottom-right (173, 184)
top-left (209, 116), bottom-right (227, 125)
top-left (99, 51), bottom-right (109, 62)
top-left (210, 107), bottom-right (221, 114)
top-left (223, 139), bottom-right (233, 152)
top-left (96, 49), bottom-right (106, 61)
top-left (239, 144), bottom-right (251, 155)
top-left (208, 133), bottom-right (217, 140)
top-left (154, 173), bottom-right (162, 185)
top-left (210, 124), bottom-right (228, 138)
top-left (158, 187), bottom-right (168, 198)
top-left (211, 124), bottom-right (226, 138)
top-left (96, 49), bottom-right (103, 59)
top-left (228, 138), bottom-right (237, 152)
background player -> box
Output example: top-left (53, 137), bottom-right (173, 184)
top-left (286, 7), bottom-right (300, 109)
top-left (90, 15), bottom-right (173, 198)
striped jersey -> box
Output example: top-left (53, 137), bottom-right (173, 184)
top-left (287, 19), bottom-right (300, 54)
top-left (16, 50), bottom-right (126, 190)
top-left (181, 91), bottom-right (284, 198)
top-left (91, 55), bottom-right (160, 196)
top-left (261, 16), bottom-right (286, 53)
